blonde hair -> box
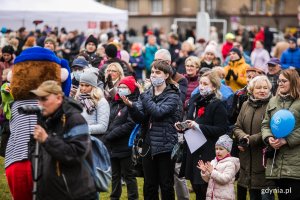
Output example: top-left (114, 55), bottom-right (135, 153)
top-left (247, 75), bottom-right (272, 95)
top-left (185, 56), bottom-right (200, 69)
top-left (201, 71), bottom-right (222, 99)
top-left (212, 66), bottom-right (225, 79)
top-left (75, 86), bottom-right (104, 104)
top-left (277, 69), bottom-right (300, 99)
top-left (105, 62), bottom-right (124, 79)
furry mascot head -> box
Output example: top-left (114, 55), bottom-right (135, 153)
top-left (11, 46), bottom-right (71, 100)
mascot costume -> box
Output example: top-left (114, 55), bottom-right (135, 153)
top-left (4, 47), bottom-right (71, 200)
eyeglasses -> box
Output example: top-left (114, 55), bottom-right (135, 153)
top-left (185, 65), bottom-right (196, 68)
top-left (277, 79), bottom-right (289, 84)
top-left (107, 69), bottom-right (118, 73)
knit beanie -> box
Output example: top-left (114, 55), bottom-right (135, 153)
top-left (105, 43), bottom-right (118, 58)
top-left (2, 45), bottom-right (14, 55)
top-left (44, 37), bottom-right (56, 48)
top-left (216, 135), bottom-right (233, 152)
top-left (204, 45), bottom-right (217, 56)
top-left (85, 34), bottom-right (98, 47)
top-left (289, 37), bottom-right (297, 44)
top-left (229, 47), bottom-right (242, 59)
top-left (80, 71), bottom-right (98, 88)
top-left (118, 76), bottom-right (136, 93)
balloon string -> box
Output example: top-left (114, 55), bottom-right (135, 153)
top-left (270, 149), bottom-right (277, 176)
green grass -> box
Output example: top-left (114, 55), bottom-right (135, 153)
top-left (0, 157), bottom-right (196, 199)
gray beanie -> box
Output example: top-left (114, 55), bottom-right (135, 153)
top-left (216, 135), bottom-right (233, 152)
top-left (80, 71), bottom-right (98, 88)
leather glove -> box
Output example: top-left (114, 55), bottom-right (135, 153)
top-left (225, 69), bottom-right (233, 81)
top-left (106, 74), bottom-right (114, 89)
top-left (232, 72), bottom-right (238, 81)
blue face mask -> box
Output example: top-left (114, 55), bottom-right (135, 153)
top-left (118, 88), bottom-right (131, 96)
top-left (150, 77), bottom-right (165, 87)
top-left (73, 71), bottom-right (83, 81)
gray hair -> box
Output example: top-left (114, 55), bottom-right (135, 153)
top-left (154, 49), bottom-right (171, 62)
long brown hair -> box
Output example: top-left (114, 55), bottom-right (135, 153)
top-left (278, 69), bottom-right (300, 99)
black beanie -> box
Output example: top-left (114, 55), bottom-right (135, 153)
top-left (105, 43), bottom-right (118, 58)
top-left (229, 47), bottom-right (242, 59)
top-left (2, 45), bottom-right (14, 55)
top-left (85, 35), bottom-right (98, 47)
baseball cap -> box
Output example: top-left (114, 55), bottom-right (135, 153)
top-left (31, 80), bottom-right (63, 97)
top-left (71, 58), bottom-right (89, 68)
top-left (267, 58), bottom-right (281, 66)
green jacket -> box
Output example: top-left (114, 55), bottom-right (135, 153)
top-left (262, 96), bottom-right (300, 180)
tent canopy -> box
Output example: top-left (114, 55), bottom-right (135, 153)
top-left (0, 0), bottom-right (128, 31)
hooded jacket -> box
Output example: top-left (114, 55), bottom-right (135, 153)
top-left (35, 97), bottom-right (96, 200)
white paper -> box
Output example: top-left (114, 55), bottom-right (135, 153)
top-left (184, 125), bottom-right (207, 153)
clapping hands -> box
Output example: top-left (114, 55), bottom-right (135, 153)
top-left (197, 160), bottom-right (213, 174)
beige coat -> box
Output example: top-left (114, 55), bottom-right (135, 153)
top-left (202, 157), bottom-right (240, 200)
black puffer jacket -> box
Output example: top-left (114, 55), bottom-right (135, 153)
top-left (104, 89), bottom-right (139, 158)
top-left (36, 97), bottom-right (96, 200)
top-left (129, 84), bottom-right (182, 156)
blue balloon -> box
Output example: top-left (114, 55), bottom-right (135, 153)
top-left (270, 110), bottom-right (296, 138)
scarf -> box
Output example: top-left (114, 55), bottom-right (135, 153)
top-left (216, 153), bottom-right (231, 162)
top-left (248, 95), bottom-right (271, 108)
top-left (78, 94), bottom-right (97, 114)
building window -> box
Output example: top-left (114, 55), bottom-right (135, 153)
top-left (151, 0), bottom-right (163, 14)
top-left (102, 0), bottom-right (116, 7)
top-left (250, 0), bottom-right (257, 13)
top-left (259, 0), bottom-right (266, 14)
top-left (128, 0), bottom-right (139, 14)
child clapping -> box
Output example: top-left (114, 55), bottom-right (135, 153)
top-left (197, 135), bottom-right (240, 200)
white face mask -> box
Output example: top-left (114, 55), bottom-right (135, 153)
top-left (73, 71), bottom-right (83, 81)
top-left (199, 85), bottom-right (213, 96)
top-left (118, 88), bottom-right (131, 96)
top-left (150, 77), bottom-right (165, 87)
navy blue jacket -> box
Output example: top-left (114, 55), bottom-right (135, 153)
top-left (129, 84), bottom-right (182, 156)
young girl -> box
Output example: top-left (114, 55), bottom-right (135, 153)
top-left (197, 135), bottom-right (240, 200)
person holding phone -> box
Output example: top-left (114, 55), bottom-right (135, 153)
top-left (177, 71), bottom-right (228, 200)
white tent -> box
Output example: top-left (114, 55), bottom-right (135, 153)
top-left (0, 0), bottom-right (128, 32)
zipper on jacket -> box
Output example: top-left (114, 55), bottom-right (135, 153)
top-left (62, 173), bottom-right (72, 198)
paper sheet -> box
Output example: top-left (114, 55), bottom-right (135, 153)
top-left (184, 125), bottom-right (207, 153)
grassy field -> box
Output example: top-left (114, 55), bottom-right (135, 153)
top-left (0, 157), bottom-right (196, 199)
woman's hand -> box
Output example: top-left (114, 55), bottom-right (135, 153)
top-left (120, 96), bottom-right (133, 107)
top-left (135, 82), bottom-right (144, 94)
top-left (269, 137), bottom-right (287, 149)
top-left (185, 120), bottom-right (197, 129)
top-left (197, 160), bottom-right (207, 172)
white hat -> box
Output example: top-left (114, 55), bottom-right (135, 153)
top-left (204, 45), bottom-right (217, 56)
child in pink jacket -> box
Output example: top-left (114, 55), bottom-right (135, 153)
top-left (197, 135), bottom-right (240, 200)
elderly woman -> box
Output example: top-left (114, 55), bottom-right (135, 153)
top-left (178, 71), bottom-right (228, 200)
top-left (262, 69), bottom-right (300, 200)
top-left (234, 76), bottom-right (275, 200)
top-left (104, 62), bottom-right (124, 101)
top-left (184, 56), bottom-right (200, 109)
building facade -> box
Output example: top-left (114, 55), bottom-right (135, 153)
top-left (100, 0), bottom-right (300, 35)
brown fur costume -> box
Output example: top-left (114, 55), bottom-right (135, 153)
top-left (11, 61), bottom-right (61, 100)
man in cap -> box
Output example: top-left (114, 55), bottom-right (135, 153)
top-left (280, 37), bottom-right (300, 69)
top-left (267, 57), bottom-right (282, 95)
top-left (30, 80), bottom-right (97, 199)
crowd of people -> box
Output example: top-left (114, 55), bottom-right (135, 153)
top-left (0, 24), bottom-right (300, 200)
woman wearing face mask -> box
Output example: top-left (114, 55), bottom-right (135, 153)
top-left (178, 71), bottom-right (228, 200)
top-left (200, 45), bottom-right (217, 69)
top-left (104, 62), bottom-right (124, 102)
top-left (74, 71), bottom-right (110, 140)
top-left (121, 60), bottom-right (182, 200)
top-left (234, 76), bottom-right (275, 200)
top-left (104, 76), bottom-right (139, 200)
top-left (262, 69), bottom-right (300, 200)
